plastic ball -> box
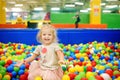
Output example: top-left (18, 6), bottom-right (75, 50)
top-left (14, 67), bottom-right (19, 72)
top-left (6, 60), bottom-right (13, 65)
top-left (20, 65), bottom-right (26, 70)
top-left (81, 78), bottom-right (88, 80)
top-left (105, 69), bottom-right (113, 77)
top-left (0, 60), bottom-right (5, 66)
top-left (95, 75), bottom-right (104, 80)
top-left (80, 57), bottom-right (84, 62)
top-left (3, 74), bottom-right (11, 80)
top-left (20, 74), bottom-right (27, 80)
top-left (68, 73), bottom-right (76, 80)
top-left (0, 73), bottom-right (2, 80)
top-left (100, 73), bottom-right (111, 80)
top-left (18, 70), bottom-right (24, 75)
top-left (87, 66), bottom-right (93, 72)
top-left (7, 66), bottom-right (14, 72)
top-left (12, 71), bottom-right (17, 77)
top-left (62, 75), bottom-right (70, 80)
top-left (62, 65), bottom-right (67, 72)
top-left (86, 72), bottom-right (94, 78)
top-left (0, 70), bottom-right (6, 76)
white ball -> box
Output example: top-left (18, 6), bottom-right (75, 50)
top-left (100, 73), bottom-right (111, 80)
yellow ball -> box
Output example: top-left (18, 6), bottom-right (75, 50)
top-left (0, 74), bottom-right (2, 80)
top-left (62, 75), bottom-right (70, 80)
top-left (116, 77), bottom-right (120, 80)
top-left (68, 67), bottom-right (75, 73)
top-left (86, 72), bottom-right (94, 78)
top-left (3, 75), bottom-right (11, 80)
top-left (35, 76), bottom-right (42, 80)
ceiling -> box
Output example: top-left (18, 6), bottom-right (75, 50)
top-left (5, 0), bottom-right (120, 12)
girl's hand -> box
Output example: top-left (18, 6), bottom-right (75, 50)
top-left (58, 60), bottom-right (69, 65)
top-left (14, 60), bottom-right (24, 67)
top-left (58, 60), bottom-right (65, 65)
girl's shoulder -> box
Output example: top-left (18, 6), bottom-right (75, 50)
top-left (51, 43), bottom-right (59, 46)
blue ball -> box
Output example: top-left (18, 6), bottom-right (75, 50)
top-left (80, 57), bottom-right (84, 62)
top-left (18, 69), bottom-right (24, 75)
top-left (20, 64), bottom-right (25, 70)
top-left (7, 66), bottom-right (14, 72)
top-left (12, 71), bottom-right (17, 77)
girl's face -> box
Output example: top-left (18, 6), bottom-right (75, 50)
top-left (41, 29), bottom-right (54, 45)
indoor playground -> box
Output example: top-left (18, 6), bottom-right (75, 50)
top-left (0, 0), bottom-right (120, 80)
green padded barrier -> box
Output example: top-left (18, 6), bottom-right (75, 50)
top-left (51, 12), bottom-right (89, 24)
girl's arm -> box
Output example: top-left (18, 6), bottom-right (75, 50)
top-left (24, 53), bottom-right (38, 63)
top-left (56, 50), bottom-right (65, 64)
top-left (15, 53), bottom-right (38, 67)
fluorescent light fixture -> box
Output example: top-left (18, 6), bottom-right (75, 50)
top-left (15, 4), bottom-right (23, 7)
top-left (87, 8), bottom-right (91, 11)
top-left (80, 10), bottom-right (88, 12)
top-left (105, 5), bottom-right (118, 8)
top-left (5, 8), bottom-right (9, 12)
top-left (65, 4), bottom-right (75, 7)
top-left (51, 7), bottom-right (60, 10)
top-left (103, 10), bottom-right (111, 13)
top-left (34, 7), bottom-right (43, 11)
top-left (101, 3), bottom-right (106, 6)
top-left (8, 2), bottom-right (16, 4)
top-left (75, 2), bottom-right (84, 5)
top-left (11, 8), bottom-right (22, 12)
top-left (106, 0), bottom-right (117, 1)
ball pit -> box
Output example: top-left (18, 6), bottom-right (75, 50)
top-left (0, 41), bottom-right (120, 80)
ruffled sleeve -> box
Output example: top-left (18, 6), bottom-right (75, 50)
top-left (33, 45), bottom-right (41, 55)
top-left (54, 43), bottom-right (62, 51)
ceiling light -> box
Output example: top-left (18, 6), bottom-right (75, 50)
top-left (105, 5), bottom-right (118, 8)
top-left (34, 7), bottom-right (43, 11)
top-left (51, 7), bottom-right (60, 10)
top-left (65, 4), bottom-right (75, 7)
top-left (103, 10), bottom-right (111, 13)
top-left (15, 4), bottom-right (23, 7)
top-left (101, 3), bottom-right (106, 6)
top-left (11, 8), bottom-right (22, 12)
top-left (75, 2), bottom-right (84, 5)
top-left (106, 0), bottom-right (118, 1)
top-left (80, 10), bottom-right (88, 13)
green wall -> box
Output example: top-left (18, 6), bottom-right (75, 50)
top-left (51, 12), bottom-right (120, 28)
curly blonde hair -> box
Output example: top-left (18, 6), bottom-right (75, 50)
top-left (36, 24), bottom-right (58, 43)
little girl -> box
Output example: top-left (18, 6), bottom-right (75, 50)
top-left (15, 24), bottom-right (65, 80)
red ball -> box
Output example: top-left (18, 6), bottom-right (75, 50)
top-left (95, 75), bottom-right (104, 80)
top-left (69, 57), bottom-right (74, 61)
top-left (25, 63), bottom-right (30, 69)
top-left (77, 62), bottom-right (82, 66)
top-left (87, 66), bottom-right (93, 72)
top-left (105, 56), bottom-right (109, 61)
top-left (91, 61), bottom-right (96, 67)
top-left (6, 60), bottom-right (13, 65)
top-left (68, 73), bottom-right (76, 80)
top-left (20, 74), bottom-right (27, 80)
top-left (105, 69), bottom-right (113, 77)
top-left (81, 78), bottom-right (88, 80)
top-left (75, 50), bottom-right (79, 53)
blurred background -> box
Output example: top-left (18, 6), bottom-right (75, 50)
top-left (0, 0), bottom-right (120, 28)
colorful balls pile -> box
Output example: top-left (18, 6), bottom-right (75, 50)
top-left (0, 41), bottom-right (120, 80)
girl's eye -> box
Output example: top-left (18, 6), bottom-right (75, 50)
top-left (43, 34), bottom-right (46, 36)
top-left (48, 34), bottom-right (52, 36)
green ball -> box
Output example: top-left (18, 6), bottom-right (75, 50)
top-left (14, 67), bottom-right (19, 72)
top-left (0, 70), bottom-right (6, 76)
top-left (62, 66), bottom-right (66, 71)
top-left (0, 60), bottom-right (5, 66)
top-left (2, 77), bottom-right (7, 80)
